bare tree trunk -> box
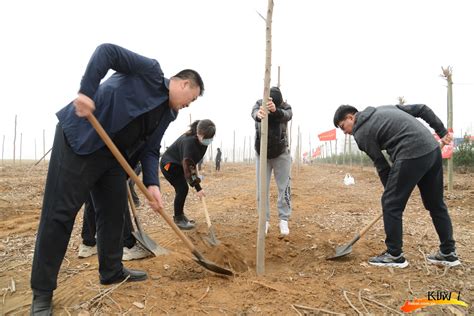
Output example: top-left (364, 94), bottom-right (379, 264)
top-left (243, 136), bottom-right (246, 163)
top-left (13, 115), bottom-right (17, 164)
top-left (1, 135), bottom-right (4, 165)
top-left (349, 135), bottom-right (352, 167)
top-left (35, 138), bottom-right (37, 161)
top-left (442, 66), bottom-right (454, 191)
top-left (343, 134), bottom-right (347, 165)
top-left (20, 133), bottom-right (22, 164)
top-left (233, 130), bottom-right (236, 163)
top-left (257, 0), bottom-right (274, 276)
top-left (334, 139), bottom-right (338, 164)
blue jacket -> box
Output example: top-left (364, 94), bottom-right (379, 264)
top-left (56, 43), bottom-right (178, 186)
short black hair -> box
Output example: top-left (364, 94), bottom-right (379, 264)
top-left (333, 105), bottom-right (359, 128)
top-left (172, 69), bottom-right (205, 96)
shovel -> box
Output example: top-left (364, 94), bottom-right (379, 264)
top-left (87, 113), bottom-right (233, 276)
top-left (326, 213), bottom-right (383, 260)
top-left (201, 197), bottom-right (220, 246)
top-left (127, 185), bottom-right (168, 256)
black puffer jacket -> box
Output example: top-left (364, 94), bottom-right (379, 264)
top-left (251, 100), bottom-right (293, 159)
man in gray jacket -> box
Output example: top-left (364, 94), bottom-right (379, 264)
top-left (252, 87), bottom-right (292, 236)
top-left (333, 104), bottom-right (460, 268)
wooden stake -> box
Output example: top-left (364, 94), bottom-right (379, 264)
top-left (34, 138), bottom-right (37, 161)
top-left (19, 133), bottom-right (22, 164)
top-left (13, 115), bottom-right (17, 164)
top-left (1, 135), bottom-right (4, 165)
top-left (233, 130), bottom-right (236, 163)
top-left (256, 0), bottom-right (274, 276)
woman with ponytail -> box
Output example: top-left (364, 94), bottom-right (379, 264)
top-left (160, 119), bottom-right (216, 230)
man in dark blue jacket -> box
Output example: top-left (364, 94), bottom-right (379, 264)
top-left (30, 43), bottom-right (204, 315)
top-left (333, 104), bottom-right (460, 269)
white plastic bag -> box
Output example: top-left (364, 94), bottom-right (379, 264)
top-left (343, 173), bottom-right (355, 186)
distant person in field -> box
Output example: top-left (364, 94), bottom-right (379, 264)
top-left (30, 43), bottom-right (204, 315)
top-left (252, 87), bottom-right (293, 237)
top-left (333, 104), bottom-right (460, 268)
top-left (215, 147), bottom-right (222, 171)
top-left (160, 120), bottom-right (215, 230)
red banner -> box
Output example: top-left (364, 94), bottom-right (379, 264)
top-left (318, 129), bottom-right (336, 141)
top-left (433, 128), bottom-right (453, 159)
top-left (312, 147), bottom-right (321, 158)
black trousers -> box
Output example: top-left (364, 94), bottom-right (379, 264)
top-left (215, 160), bottom-right (221, 171)
top-left (82, 194), bottom-right (136, 249)
top-left (160, 163), bottom-right (188, 217)
top-left (382, 147), bottom-right (456, 256)
top-left (31, 125), bottom-right (128, 293)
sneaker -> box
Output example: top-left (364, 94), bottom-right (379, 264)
top-left (122, 244), bottom-right (151, 261)
top-left (265, 221), bottom-right (270, 235)
top-left (427, 250), bottom-right (461, 267)
top-left (279, 220), bottom-right (289, 236)
top-left (368, 251), bottom-right (409, 268)
top-left (78, 243), bottom-right (97, 258)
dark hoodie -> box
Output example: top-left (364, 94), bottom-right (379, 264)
top-left (352, 104), bottom-right (448, 186)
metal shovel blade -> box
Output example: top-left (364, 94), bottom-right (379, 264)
top-left (326, 243), bottom-right (353, 260)
top-left (192, 250), bottom-right (233, 276)
top-left (204, 226), bottom-right (220, 246)
top-left (132, 230), bottom-right (169, 256)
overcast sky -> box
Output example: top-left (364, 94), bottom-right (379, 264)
top-left (1, 0), bottom-right (473, 160)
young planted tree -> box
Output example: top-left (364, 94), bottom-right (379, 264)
top-left (441, 66), bottom-right (454, 191)
top-left (398, 96), bottom-right (406, 105)
top-left (256, 0), bottom-right (274, 276)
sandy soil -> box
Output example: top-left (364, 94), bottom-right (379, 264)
top-left (0, 161), bottom-right (472, 315)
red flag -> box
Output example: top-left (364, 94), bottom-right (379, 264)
top-left (312, 147), bottom-right (321, 158)
top-left (318, 129), bottom-right (336, 141)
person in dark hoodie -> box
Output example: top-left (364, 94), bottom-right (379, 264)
top-left (30, 43), bottom-right (204, 315)
top-left (160, 119), bottom-right (216, 230)
top-left (252, 87), bottom-right (293, 236)
top-left (333, 104), bottom-right (460, 268)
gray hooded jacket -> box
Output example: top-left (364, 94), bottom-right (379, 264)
top-left (352, 104), bottom-right (448, 186)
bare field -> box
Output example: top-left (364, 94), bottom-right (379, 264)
top-left (0, 162), bottom-right (473, 315)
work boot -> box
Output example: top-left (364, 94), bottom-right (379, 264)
top-left (100, 267), bottom-right (148, 285)
top-left (123, 244), bottom-right (151, 261)
top-left (174, 214), bottom-right (196, 230)
top-left (31, 292), bottom-right (53, 316)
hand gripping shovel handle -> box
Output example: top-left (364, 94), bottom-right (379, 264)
top-left (347, 212), bottom-right (383, 247)
top-left (87, 114), bottom-right (197, 253)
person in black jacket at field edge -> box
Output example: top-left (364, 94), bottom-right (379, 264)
top-left (30, 43), bottom-right (204, 316)
top-left (160, 119), bottom-right (216, 230)
top-left (333, 104), bottom-right (460, 268)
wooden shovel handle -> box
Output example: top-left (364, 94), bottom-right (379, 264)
top-left (359, 212), bottom-right (383, 237)
top-left (87, 113), bottom-right (196, 252)
top-left (201, 197), bottom-right (213, 228)
top-left (126, 185), bottom-right (142, 232)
